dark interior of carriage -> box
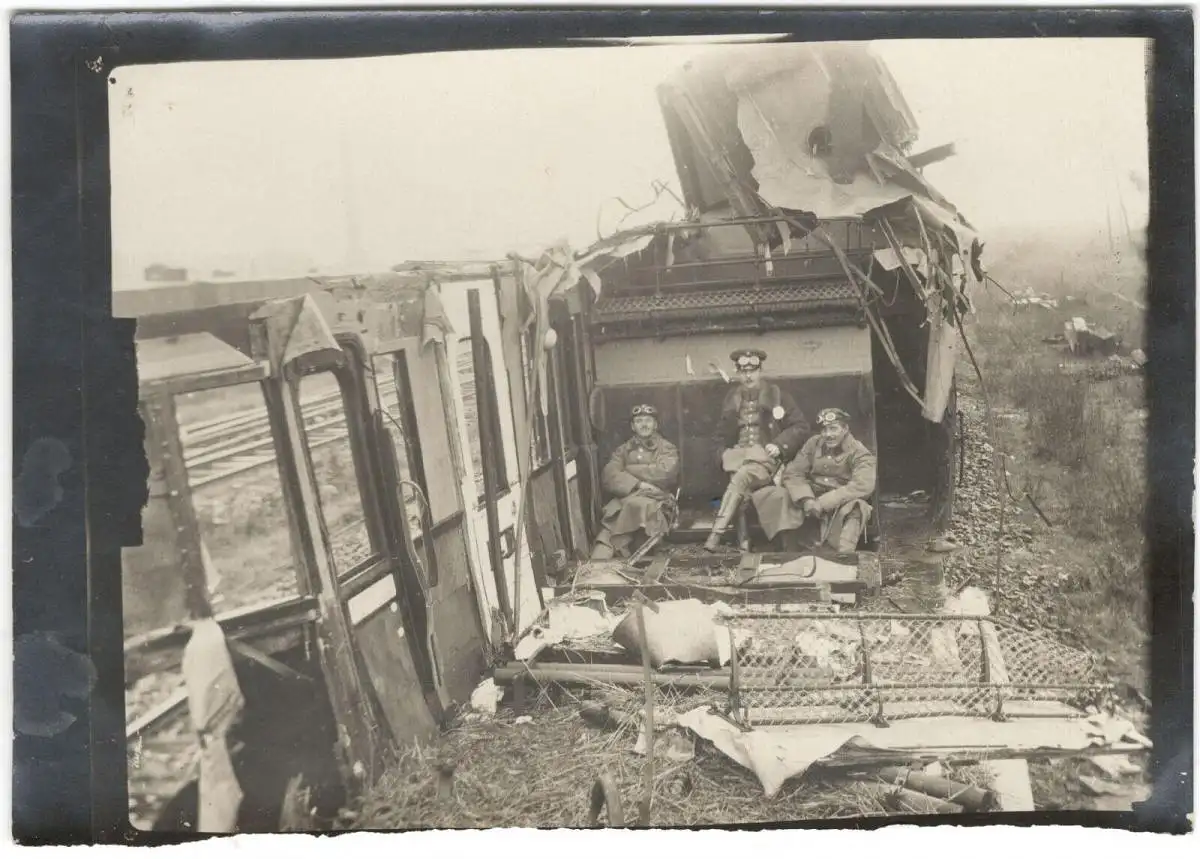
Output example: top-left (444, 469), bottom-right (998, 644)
top-left (151, 642), bottom-right (346, 833)
top-left (593, 375), bottom-right (886, 547)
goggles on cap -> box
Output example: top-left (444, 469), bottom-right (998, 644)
top-left (817, 408), bottom-right (850, 426)
top-left (631, 404), bottom-right (658, 418)
top-left (735, 355), bottom-right (763, 370)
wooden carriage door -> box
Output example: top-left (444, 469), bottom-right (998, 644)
top-left (437, 282), bottom-right (542, 638)
top-left (284, 341), bottom-right (440, 758)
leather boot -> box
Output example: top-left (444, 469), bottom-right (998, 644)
top-left (780, 529), bottom-right (805, 553)
top-left (833, 512), bottom-right (863, 562)
top-left (590, 528), bottom-right (615, 560)
top-left (735, 503), bottom-right (752, 552)
top-left (704, 486), bottom-right (743, 552)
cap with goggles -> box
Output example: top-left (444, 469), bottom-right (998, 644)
top-left (630, 404), bottom-right (659, 419)
top-left (731, 348), bottom-right (767, 371)
top-left (817, 408), bottom-right (851, 427)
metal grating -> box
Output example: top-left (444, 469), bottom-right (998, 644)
top-left (593, 281), bottom-right (859, 324)
top-left (722, 612), bottom-right (1106, 726)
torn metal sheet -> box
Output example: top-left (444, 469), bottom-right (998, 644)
top-left (249, 293), bottom-right (341, 372)
top-left (575, 230), bottom-right (657, 278)
top-left (665, 43), bottom-right (959, 225)
top-left (872, 246), bottom-right (929, 277)
top-left (671, 706), bottom-right (1137, 798)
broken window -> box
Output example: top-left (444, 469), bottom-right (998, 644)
top-left (172, 382), bottom-right (300, 614)
top-left (297, 372), bottom-right (378, 578)
top-left (373, 352), bottom-right (437, 587)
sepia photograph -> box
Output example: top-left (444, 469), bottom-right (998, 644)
top-left (100, 29), bottom-right (1169, 834)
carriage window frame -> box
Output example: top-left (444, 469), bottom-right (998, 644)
top-left (375, 350), bottom-right (439, 588)
top-left (170, 381), bottom-right (306, 615)
top-left (292, 362), bottom-right (388, 584)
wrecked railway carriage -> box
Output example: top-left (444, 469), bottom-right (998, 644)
top-left (117, 44), bottom-right (1121, 830)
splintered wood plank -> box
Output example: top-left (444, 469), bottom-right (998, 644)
top-left (643, 556), bottom-right (670, 584)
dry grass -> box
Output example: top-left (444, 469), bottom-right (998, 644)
top-left (338, 686), bottom-right (966, 830)
top-left (965, 230), bottom-right (1149, 698)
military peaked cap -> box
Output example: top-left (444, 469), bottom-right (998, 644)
top-left (731, 348), bottom-right (767, 369)
top-left (816, 407), bottom-right (852, 426)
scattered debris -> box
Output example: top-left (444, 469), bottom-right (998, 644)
top-left (514, 595), bottom-right (625, 661)
top-left (1088, 754), bottom-right (1142, 780)
top-left (1011, 288), bottom-right (1059, 310)
top-left (1078, 774), bottom-right (1124, 797)
top-left (514, 715), bottom-right (533, 726)
top-left (469, 678), bottom-right (502, 717)
top-left (855, 782), bottom-right (961, 815)
top-left (1063, 317), bottom-right (1122, 357)
top-left (634, 724), bottom-right (696, 763)
top-left (926, 535), bottom-right (959, 553)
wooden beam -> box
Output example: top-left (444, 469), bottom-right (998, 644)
top-left (553, 582), bottom-right (832, 606)
top-left (126, 688), bottom-right (189, 740)
top-left (468, 289), bottom-right (514, 624)
top-left (909, 143), bottom-right (957, 170)
top-left (144, 393), bottom-right (213, 621)
top-left (124, 611), bottom-right (314, 683)
top-left (977, 598), bottom-right (1035, 812)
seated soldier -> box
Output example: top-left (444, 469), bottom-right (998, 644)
top-left (703, 348), bottom-right (810, 552)
top-left (750, 407), bottom-right (877, 558)
top-left (591, 404), bottom-right (680, 560)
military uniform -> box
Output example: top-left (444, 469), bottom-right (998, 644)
top-left (592, 423), bottom-right (680, 560)
top-left (752, 428), bottom-right (877, 553)
top-left (704, 349), bottom-right (810, 551)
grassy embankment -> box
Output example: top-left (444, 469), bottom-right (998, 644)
top-left (960, 229), bottom-right (1149, 810)
top-left (964, 228), bottom-right (1148, 695)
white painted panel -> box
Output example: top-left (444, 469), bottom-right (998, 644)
top-left (348, 575), bottom-right (397, 626)
top-left (594, 326), bottom-right (872, 386)
top-left (438, 280), bottom-right (541, 639)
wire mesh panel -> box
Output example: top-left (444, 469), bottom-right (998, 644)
top-left (721, 612), bottom-right (1106, 726)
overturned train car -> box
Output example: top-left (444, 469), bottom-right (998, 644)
top-left (119, 40), bottom-right (982, 831)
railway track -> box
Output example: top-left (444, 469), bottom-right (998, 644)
top-left (180, 378), bottom-right (401, 488)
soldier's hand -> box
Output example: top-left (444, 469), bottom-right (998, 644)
top-left (802, 499), bottom-right (820, 517)
top-left (765, 443), bottom-right (781, 458)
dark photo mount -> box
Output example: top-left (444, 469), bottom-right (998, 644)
top-left (9, 7), bottom-right (1193, 844)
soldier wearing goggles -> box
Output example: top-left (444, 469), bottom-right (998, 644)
top-left (749, 406), bottom-right (877, 559)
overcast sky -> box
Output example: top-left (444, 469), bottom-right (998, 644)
top-left (110, 38), bottom-right (1150, 289)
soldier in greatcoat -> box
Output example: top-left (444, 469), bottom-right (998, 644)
top-left (750, 407), bottom-right (877, 557)
top-left (591, 404), bottom-right (680, 560)
top-left (703, 349), bottom-right (810, 552)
